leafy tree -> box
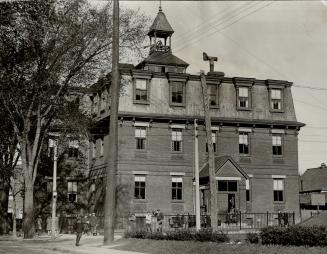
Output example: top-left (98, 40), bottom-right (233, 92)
top-left (0, 0), bottom-right (148, 238)
top-left (0, 108), bottom-right (21, 235)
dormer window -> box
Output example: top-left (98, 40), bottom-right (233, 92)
top-left (270, 89), bottom-right (282, 111)
top-left (134, 79), bottom-right (149, 104)
top-left (170, 81), bottom-right (185, 106)
top-left (92, 94), bottom-right (99, 115)
top-left (208, 84), bottom-right (219, 107)
top-left (237, 87), bottom-right (249, 109)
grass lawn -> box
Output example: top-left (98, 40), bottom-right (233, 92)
top-left (113, 239), bottom-right (327, 254)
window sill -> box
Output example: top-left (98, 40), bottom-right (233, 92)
top-left (171, 200), bottom-right (184, 203)
top-left (209, 105), bottom-right (219, 109)
top-left (170, 103), bottom-right (185, 107)
top-left (171, 151), bottom-right (183, 154)
top-left (135, 149), bottom-right (147, 153)
top-left (270, 109), bottom-right (284, 113)
top-left (272, 155), bottom-right (283, 158)
top-left (134, 199), bottom-right (147, 203)
top-left (239, 154), bottom-right (251, 157)
top-left (273, 201), bottom-right (285, 204)
top-left (237, 107), bottom-right (252, 111)
top-left (134, 100), bottom-right (150, 105)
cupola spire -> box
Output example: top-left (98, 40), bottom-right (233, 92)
top-left (147, 3), bottom-right (174, 54)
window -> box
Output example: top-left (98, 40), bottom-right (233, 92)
top-left (172, 177), bottom-right (183, 200)
top-left (135, 127), bottom-right (146, 150)
top-left (134, 176), bottom-right (145, 199)
top-left (273, 179), bottom-right (284, 202)
top-left (100, 91), bottom-right (108, 111)
top-left (218, 180), bottom-right (238, 192)
top-left (100, 138), bottom-right (104, 156)
top-left (90, 182), bottom-right (96, 193)
top-left (68, 140), bottom-right (79, 158)
top-left (270, 89), bottom-right (282, 110)
top-left (135, 79), bottom-right (148, 102)
top-left (238, 87), bottom-right (249, 108)
top-left (208, 84), bottom-right (218, 107)
top-left (272, 134), bottom-right (282, 155)
top-left (171, 129), bottom-right (183, 152)
top-left (206, 131), bottom-right (217, 153)
top-left (68, 181), bottom-right (78, 202)
top-left (92, 94), bottom-right (99, 114)
top-left (171, 82), bottom-right (184, 105)
top-left (246, 179), bottom-right (250, 201)
top-left (239, 132), bottom-right (249, 155)
top-left (92, 141), bottom-right (96, 158)
top-left (47, 181), bottom-right (53, 193)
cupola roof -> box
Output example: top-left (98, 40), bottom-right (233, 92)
top-left (147, 8), bottom-right (174, 38)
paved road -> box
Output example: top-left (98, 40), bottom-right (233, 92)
top-left (0, 240), bottom-right (61, 254)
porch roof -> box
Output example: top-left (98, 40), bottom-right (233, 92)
top-left (199, 155), bottom-right (249, 179)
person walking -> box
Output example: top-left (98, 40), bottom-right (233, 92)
top-left (145, 211), bottom-right (152, 233)
top-left (89, 213), bottom-right (98, 236)
top-left (128, 213), bottom-right (136, 232)
top-left (156, 209), bottom-right (164, 232)
top-left (46, 216), bottom-right (51, 236)
top-left (75, 216), bottom-right (83, 246)
top-left (35, 216), bottom-right (42, 236)
top-left (82, 215), bottom-right (90, 236)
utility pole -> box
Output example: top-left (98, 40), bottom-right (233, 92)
top-left (194, 119), bottom-right (201, 231)
top-left (200, 70), bottom-right (218, 231)
top-left (104, 0), bottom-right (119, 244)
top-left (50, 139), bottom-right (58, 239)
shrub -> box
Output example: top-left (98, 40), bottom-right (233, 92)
top-left (260, 226), bottom-right (327, 247)
top-left (124, 229), bottom-right (229, 243)
top-left (246, 232), bottom-right (259, 244)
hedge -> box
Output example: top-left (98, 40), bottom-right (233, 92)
top-left (124, 228), bottom-right (229, 243)
top-left (260, 226), bottom-right (327, 247)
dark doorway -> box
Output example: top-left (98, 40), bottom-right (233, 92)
top-left (228, 193), bottom-right (236, 212)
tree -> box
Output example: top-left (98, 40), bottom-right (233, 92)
top-left (0, 107), bottom-right (21, 235)
top-left (0, 0), bottom-right (148, 238)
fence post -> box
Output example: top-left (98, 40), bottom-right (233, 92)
top-left (266, 211), bottom-right (269, 227)
top-left (239, 211), bottom-right (242, 230)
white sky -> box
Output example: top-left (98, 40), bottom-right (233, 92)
top-left (91, 0), bottom-right (327, 174)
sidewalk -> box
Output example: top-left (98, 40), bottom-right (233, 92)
top-left (43, 234), bottom-right (145, 254)
top-left (1, 233), bottom-right (145, 254)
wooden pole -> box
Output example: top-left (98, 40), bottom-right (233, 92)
top-left (194, 119), bottom-right (201, 230)
top-left (200, 71), bottom-right (218, 231)
top-left (51, 140), bottom-right (57, 239)
top-left (104, 0), bottom-right (119, 244)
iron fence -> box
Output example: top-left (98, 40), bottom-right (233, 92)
top-left (127, 212), bottom-right (295, 232)
top-left (56, 212), bottom-right (295, 234)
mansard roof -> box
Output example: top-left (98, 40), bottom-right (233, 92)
top-left (147, 9), bottom-right (174, 37)
top-left (136, 51), bottom-right (189, 68)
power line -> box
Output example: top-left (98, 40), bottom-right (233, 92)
top-left (174, 2), bottom-right (274, 54)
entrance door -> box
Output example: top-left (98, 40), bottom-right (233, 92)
top-left (228, 193), bottom-right (236, 213)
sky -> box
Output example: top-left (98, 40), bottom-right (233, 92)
top-left (91, 0), bottom-right (327, 174)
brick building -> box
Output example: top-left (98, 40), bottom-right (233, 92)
top-left (88, 7), bottom-right (304, 225)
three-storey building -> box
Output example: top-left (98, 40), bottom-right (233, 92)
top-left (88, 7), bottom-right (304, 225)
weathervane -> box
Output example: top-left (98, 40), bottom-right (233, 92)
top-left (159, 0), bottom-right (162, 11)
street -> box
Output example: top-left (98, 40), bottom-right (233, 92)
top-left (0, 235), bottom-right (143, 254)
top-left (0, 240), bottom-right (63, 254)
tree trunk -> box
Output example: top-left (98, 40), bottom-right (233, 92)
top-left (23, 178), bottom-right (34, 238)
top-left (0, 183), bottom-right (10, 235)
top-left (12, 194), bottom-right (17, 238)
